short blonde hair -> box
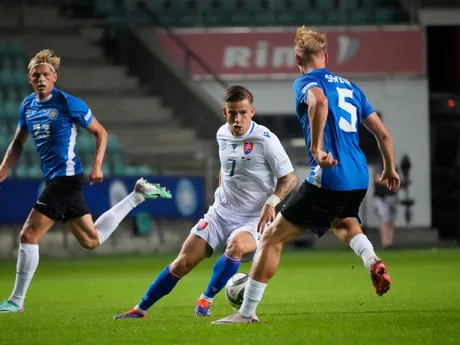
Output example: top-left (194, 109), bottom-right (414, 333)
top-left (294, 26), bottom-right (327, 62)
top-left (28, 49), bottom-right (61, 74)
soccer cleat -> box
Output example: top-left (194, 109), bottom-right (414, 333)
top-left (369, 258), bottom-right (391, 296)
top-left (134, 178), bottom-right (172, 200)
top-left (195, 299), bottom-right (211, 317)
top-left (113, 309), bottom-right (146, 320)
top-left (0, 300), bottom-right (23, 313)
top-left (211, 312), bottom-right (259, 324)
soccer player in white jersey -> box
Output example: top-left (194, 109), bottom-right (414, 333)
top-left (213, 27), bottom-right (400, 324)
top-left (114, 85), bottom-right (297, 319)
top-left (0, 49), bottom-right (171, 313)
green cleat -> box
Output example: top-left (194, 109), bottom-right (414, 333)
top-left (0, 300), bottom-right (23, 313)
top-left (134, 178), bottom-right (172, 200)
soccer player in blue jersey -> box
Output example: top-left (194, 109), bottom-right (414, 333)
top-left (0, 49), bottom-right (171, 313)
top-left (213, 27), bottom-right (401, 324)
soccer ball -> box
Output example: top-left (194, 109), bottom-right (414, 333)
top-left (225, 272), bottom-right (249, 308)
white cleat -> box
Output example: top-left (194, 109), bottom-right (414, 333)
top-left (211, 312), bottom-right (259, 324)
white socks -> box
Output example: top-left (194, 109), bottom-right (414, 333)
top-left (239, 278), bottom-right (267, 317)
top-left (95, 191), bottom-right (145, 245)
top-left (349, 233), bottom-right (377, 269)
top-left (9, 243), bottom-right (39, 308)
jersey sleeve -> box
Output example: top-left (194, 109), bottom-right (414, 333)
top-left (293, 75), bottom-right (323, 104)
top-left (359, 89), bottom-right (375, 120)
top-left (17, 100), bottom-right (27, 129)
top-left (263, 131), bottom-right (294, 179)
top-left (67, 96), bottom-right (93, 128)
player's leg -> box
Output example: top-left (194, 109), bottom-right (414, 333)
top-left (212, 182), bottom-right (330, 324)
top-left (212, 214), bottom-right (303, 324)
top-left (332, 190), bottom-right (391, 296)
top-left (0, 209), bottom-right (54, 312)
top-left (114, 233), bottom-right (212, 319)
top-left (196, 227), bottom-right (258, 316)
top-left (66, 178), bottom-right (171, 249)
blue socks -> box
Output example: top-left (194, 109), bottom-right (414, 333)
top-left (137, 265), bottom-right (181, 312)
top-left (203, 254), bottom-right (241, 299)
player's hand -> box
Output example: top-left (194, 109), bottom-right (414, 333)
top-left (0, 166), bottom-right (8, 183)
top-left (380, 169), bottom-right (400, 192)
top-left (257, 204), bottom-right (276, 234)
top-left (312, 149), bottom-right (338, 168)
top-left (89, 165), bottom-right (103, 185)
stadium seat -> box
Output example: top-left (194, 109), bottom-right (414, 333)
top-left (275, 11), bottom-right (300, 25)
top-left (315, 0), bottom-right (336, 11)
top-left (326, 11), bottom-right (341, 24)
top-left (94, 0), bottom-right (114, 15)
top-left (350, 10), bottom-right (373, 23)
top-left (344, 0), bottom-right (360, 10)
top-left (375, 8), bottom-right (397, 23)
top-left (276, 0), bottom-right (312, 11)
top-left (28, 165), bottom-right (42, 178)
top-left (304, 11), bottom-right (325, 24)
top-left (107, 134), bottom-right (121, 153)
top-left (15, 164), bottom-right (29, 178)
top-left (24, 139), bottom-right (36, 154)
top-left (0, 69), bottom-right (13, 86)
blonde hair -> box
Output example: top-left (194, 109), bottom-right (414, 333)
top-left (28, 49), bottom-right (61, 74)
top-left (294, 26), bottom-right (327, 62)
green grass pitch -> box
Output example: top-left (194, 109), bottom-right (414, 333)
top-left (1, 248), bottom-right (460, 345)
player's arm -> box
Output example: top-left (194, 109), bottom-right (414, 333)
top-left (363, 113), bottom-right (395, 172)
top-left (306, 87), bottom-right (337, 168)
top-left (85, 118), bottom-right (108, 172)
top-left (363, 113), bottom-right (400, 191)
top-left (306, 87), bottom-right (328, 154)
top-left (0, 127), bottom-right (29, 181)
top-left (258, 132), bottom-right (297, 233)
top-left (68, 96), bottom-right (107, 184)
top-left (271, 172), bottom-right (297, 203)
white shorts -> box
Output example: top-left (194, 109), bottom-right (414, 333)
top-left (374, 195), bottom-right (398, 224)
top-left (190, 205), bottom-right (260, 263)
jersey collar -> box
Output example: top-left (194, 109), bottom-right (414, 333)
top-left (228, 121), bottom-right (256, 139)
top-left (36, 93), bottom-right (53, 103)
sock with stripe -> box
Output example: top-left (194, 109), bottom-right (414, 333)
top-left (202, 253), bottom-right (241, 300)
top-left (135, 265), bottom-right (181, 313)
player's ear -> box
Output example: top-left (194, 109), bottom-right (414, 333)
top-left (52, 72), bottom-right (58, 83)
top-left (295, 53), bottom-right (302, 66)
top-left (221, 106), bottom-right (227, 119)
top-left (250, 106), bottom-right (255, 118)
top-left (324, 51), bottom-right (329, 65)
top-left (27, 74), bottom-right (32, 85)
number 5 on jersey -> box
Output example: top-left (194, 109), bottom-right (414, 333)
top-left (337, 87), bottom-right (357, 133)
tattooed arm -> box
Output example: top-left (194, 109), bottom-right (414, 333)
top-left (257, 172), bottom-right (297, 234)
top-left (272, 172), bottom-right (297, 201)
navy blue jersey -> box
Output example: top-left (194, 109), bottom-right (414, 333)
top-left (18, 88), bottom-right (93, 180)
top-left (293, 68), bottom-right (375, 191)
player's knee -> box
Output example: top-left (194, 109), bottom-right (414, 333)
top-left (20, 224), bottom-right (39, 244)
top-left (225, 237), bottom-right (246, 258)
top-left (79, 238), bottom-right (99, 250)
top-left (170, 254), bottom-right (196, 276)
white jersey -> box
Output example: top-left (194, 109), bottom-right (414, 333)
top-left (213, 121), bottom-right (294, 218)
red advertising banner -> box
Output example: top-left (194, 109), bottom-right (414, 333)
top-left (158, 27), bottom-right (424, 79)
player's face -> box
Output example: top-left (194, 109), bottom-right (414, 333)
top-left (222, 99), bottom-right (255, 136)
top-left (28, 65), bottom-right (57, 99)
